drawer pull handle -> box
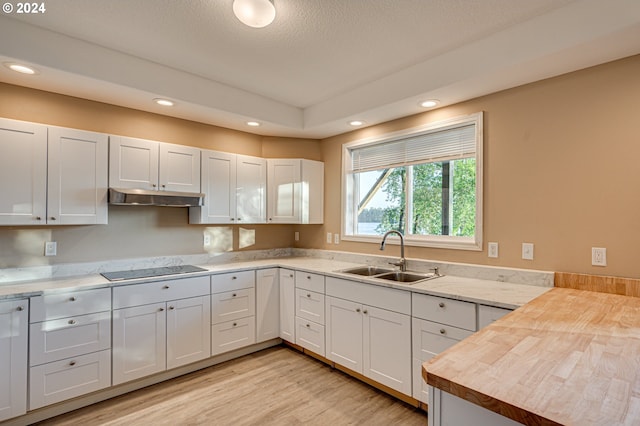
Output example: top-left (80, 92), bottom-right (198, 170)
top-left (307, 293), bottom-right (311, 298)
top-left (169, 306), bottom-right (175, 310)
top-left (69, 361), bottom-right (76, 366)
top-left (68, 320), bottom-right (76, 325)
top-left (306, 323), bottom-right (310, 328)
top-left (233, 322), bottom-right (237, 327)
top-left (356, 308), bottom-right (361, 313)
top-left (69, 297), bottom-right (76, 302)
top-left (17, 306), bottom-right (24, 312)
top-left (440, 329), bottom-right (446, 335)
top-left (438, 302), bottom-right (445, 308)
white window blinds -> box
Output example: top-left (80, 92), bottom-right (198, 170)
top-left (349, 123), bottom-right (476, 172)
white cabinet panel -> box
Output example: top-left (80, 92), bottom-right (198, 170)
top-left (295, 289), bottom-right (325, 325)
top-left (478, 305), bottom-right (512, 329)
top-left (167, 296), bottom-right (211, 369)
top-left (112, 302), bottom-right (166, 385)
top-left (266, 159), bottom-right (324, 224)
top-left (0, 299), bottom-right (28, 421)
top-left (0, 118), bottom-right (47, 225)
top-left (295, 271), bottom-right (325, 293)
top-left (326, 277), bottom-right (411, 315)
top-left (30, 288), bottom-right (111, 322)
top-left (295, 317), bottom-right (325, 356)
top-left (412, 293), bottom-right (477, 331)
top-left (29, 350), bottom-right (110, 410)
top-left (211, 288), bottom-right (255, 324)
top-left (109, 136), bottom-right (159, 190)
top-left (279, 269), bottom-right (295, 342)
top-left (325, 296), bottom-right (363, 373)
top-left (112, 276), bottom-right (209, 309)
top-left (47, 127), bottom-right (108, 225)
top-left (211, 316), bottom-right (256, 356)
top-left (159, 143), bottom-right (201, 193)
top-left (236, 154), bottom-right (266, 223)
top-left (256, 268), bottom-right (279, 343)
top-left (210, 270), bottom-right (255, 294)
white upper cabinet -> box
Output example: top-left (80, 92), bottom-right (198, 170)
top-left (109, 136), bottom-right (201, 193)
top-left (267, 158), bottom-right (323, 224)
top-left (0, 118), bottom-right (47, 225)
top-left (47, 127), bottom-right (108, 225)
top-left (190, 150), bottom-right (266, 224)
top-left (0, 118), bottom-right (108, 226)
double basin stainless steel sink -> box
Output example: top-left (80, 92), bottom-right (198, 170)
top-left (338, 266), bottom-right (442, 284)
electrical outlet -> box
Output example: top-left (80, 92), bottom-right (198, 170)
top-left (44, 241), bottom-right (57, 256)
top-left (592, 247), bottom-right (607, 266)
top-left (334, 233), bottom-right (340, 244)
top-left (522, 243), bottom-right (534, 260)
top-left (203, 234), bottom-right (211, 246)
top-left (488, 242), bottom-right (498, 258)
top-left (326, 232), bottom-right (332, 244)
top-left (294, 231), bottom-right (299, 241)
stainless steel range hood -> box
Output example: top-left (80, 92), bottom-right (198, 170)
top-left (109, 188), bottom-right (204, 207)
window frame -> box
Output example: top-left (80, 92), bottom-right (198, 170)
top-left (341, 112), bottom-right (483, 251)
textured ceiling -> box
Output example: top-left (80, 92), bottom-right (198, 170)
top-left (1, 0), bottom-right (639, 138)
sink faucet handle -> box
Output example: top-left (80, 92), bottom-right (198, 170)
top-left (430, 266), bottom-right (440, 276)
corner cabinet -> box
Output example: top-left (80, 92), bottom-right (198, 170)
top-left (266, 159), bottom-right (324, 224)
top-left (0, 299), bottom-right (28, 422)
top-left (0, 118), bottom-right (108, 225)
top-left (109, 135), bottom-right (201, 193)
top-left (256, 268), bottom-right (280, 343)
top-left (190, 150), bottom-right (266, 224)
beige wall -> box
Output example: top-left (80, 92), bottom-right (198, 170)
top-left (317, 55), bottom-right (640, 278)
top-left (0, 83), bottom-right (310, 267)
top-left (2, 55), bottom-right (640, 277)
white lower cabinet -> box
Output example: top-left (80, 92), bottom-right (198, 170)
top-left (294, 271), bottom-right (326, 356)
top-left (211, 271), bottom-right (256, 355)
top-left (256, 268), bottom-right (280, 343)
top-left (279, 269), bottom-right (295, 342)
top-left (478, 304), bottom-right (512, 329)
top-left (0, 299), bottom-right (28, 422)
top-left (325, 277), bottom-right (412, 395)
top-left (112, 276), bottom-right (211, 385)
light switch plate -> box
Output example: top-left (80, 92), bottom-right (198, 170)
top-left (522, 243), bottom-right (534, 260)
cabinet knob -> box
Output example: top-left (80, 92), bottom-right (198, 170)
top-left (152, 184), bottom-right (157, 188)
top-left (50, 216), bottom-right (56, 221)
top-left (16, 306), bottom-right (24, 312)
top-left (69, 297), bottom-right (76, 302)
top-left (269, 218), bottom-right (273, 221)
top-left (306, 323), bottom-right (310, 328)
top-left (163, 285), bottom-right (170, 289)
top-left (356, 308), bottom-right (361, 313)
top-left (306, 275), bottom-right (311, 280)
top-left (307, 293), bottom-right (311, 298)
top-left (161, 184), bottom-right (166, 188)
top-left (233, 322), bottom-right (237, 327)
top-left (440, 329), bottom-right (446, 335)
top-left (35, 216), bottom-right (42, 221)
top-left (438, 302), bottom-right (445, 308)
top-left (169, 306), bottom-right (175, 310)
top-left (363, 310), bottom-right (368, 314)
top-left (232, 276), bottom-right (237, 280)
top-left (289, 274), bottom-right (294, 278)
top-left (68, 319), bottom-right (76, 325)
top-left (159, 307), bottom-right (165, 312)
top-left (69, 361), bottom-right (76, 366)
top-left (232, 293), bottom-right (237, 297)
top-left (230, 218), bottom-right (235, 221)
top-left (237, 218), bottom-right (242, 221)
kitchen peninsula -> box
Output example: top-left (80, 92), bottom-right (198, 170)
top-left (423, 287), bottom-right (640, 425)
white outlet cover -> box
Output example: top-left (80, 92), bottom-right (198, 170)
top-left (334, 233), bottom-right (340, 244)
top-left (488, 242), bottom-right (498, 258)
top-left (294, 231), bottom-right (300, 241)
top-left (522, 243), bottom-right (534, 260)
top-left (326, 232), bottom-right (332, 244)
top-left (592, 247), bottom-right (607, 266)
top-left (45, 241), bottom-right (57, 256)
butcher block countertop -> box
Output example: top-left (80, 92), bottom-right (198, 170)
top-left (423, 287), bottom-right (640, 425)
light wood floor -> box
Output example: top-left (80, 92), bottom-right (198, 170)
top-left (36, 346), bottom-right (428, 425)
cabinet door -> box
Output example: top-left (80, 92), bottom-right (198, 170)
top-left (236, 155), bottom-right (266, 223)
top-left (300, 159), bottom-right (324, 224)
top-left (167, 296), bottom-right (211, 369)
top-left (279, 269), bottom-right (295, 342)
top-left (109, 135), bottom-right (159, 190)
top-left (325, 296), bottom-right (363, 374)
top-left (47, 127), bottom-right (108, 225)
top-left (159, 143), bottom-right (201, 193)
top-left (256, 268), bottom-right (279, 343)
top-left (192, 150), bottom-right (236, 224)
top-left (267, 159), bottom-right (300, 223)
top-left (364, 306), bottom-right (411, 395)
top-left (112, 303), bottom-right (166, 385)
top-left (0, 118), bottom-right (47, 225)
top-left (0, 299), bottom-right (28, 422)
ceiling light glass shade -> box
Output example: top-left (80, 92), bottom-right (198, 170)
top-left (233, 0), bottom-right (276, 28)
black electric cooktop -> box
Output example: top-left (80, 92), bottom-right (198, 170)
top-left (101, 265), bottom-right (207, 281)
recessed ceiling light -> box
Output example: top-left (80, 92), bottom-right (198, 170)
top-left (349, 120), bottom-right (365, 126)
top-left (420, 99), bottom-right (440, 108)
top-left (4, 63), bottom-right (37, 75)
top-left (154, 98), bottom-right (174, 107)
top-left (247, 121), bottom-right (261, 127)
top-left (233, 0), bottom-right (276, 28)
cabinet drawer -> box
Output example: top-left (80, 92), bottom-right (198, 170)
top-left (29, 349), bottom-right (111, 410)
top-left (211, 270), bottom-right (255, 293)
top-left (412, 317), bottom-right (473, 362)
top-left (325, 277), bottom-right (411, 315)
top-left (478, 304), bottom-right (512, 329)
top-left (412, 293), bottom-right (477, 331)
top-left (30, 311), bottom-right (111, 366)
top-left (31, 288), bottom-right (110, 322)
top-left (295, 317), bottom-right (325, 357)
top-left (295, 271), bottom-right (325, 293)
top-left (211, 288), bottom-right (255, 324)
top-left (211, 316), bottom-right (256, 355)
top-left (295, 288), bottom-right (325, 325)
top-left (113, 276), bottom-right (210, 309)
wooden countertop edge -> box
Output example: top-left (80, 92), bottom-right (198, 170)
top-left (423, 369), bottom-right (562, 426)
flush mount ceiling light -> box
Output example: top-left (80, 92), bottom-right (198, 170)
top-left (154, 98), bottom-right (174, 107)
top-left (420, 99), bottom-right (440, 108)
top-left (247, 121), bottom-right (261, 127)
top-left (4, 62), bottom-right (38, 75)
top-left (233, 0), bottom-right (276, 28)
top-left (349, 120), bottom-right (365, 127)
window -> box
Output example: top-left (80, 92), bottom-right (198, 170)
top-left (342, 112), bottom-right (483, 250)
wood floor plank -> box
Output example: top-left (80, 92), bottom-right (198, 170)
top-left (35, 346), bottom-right (427, 425)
